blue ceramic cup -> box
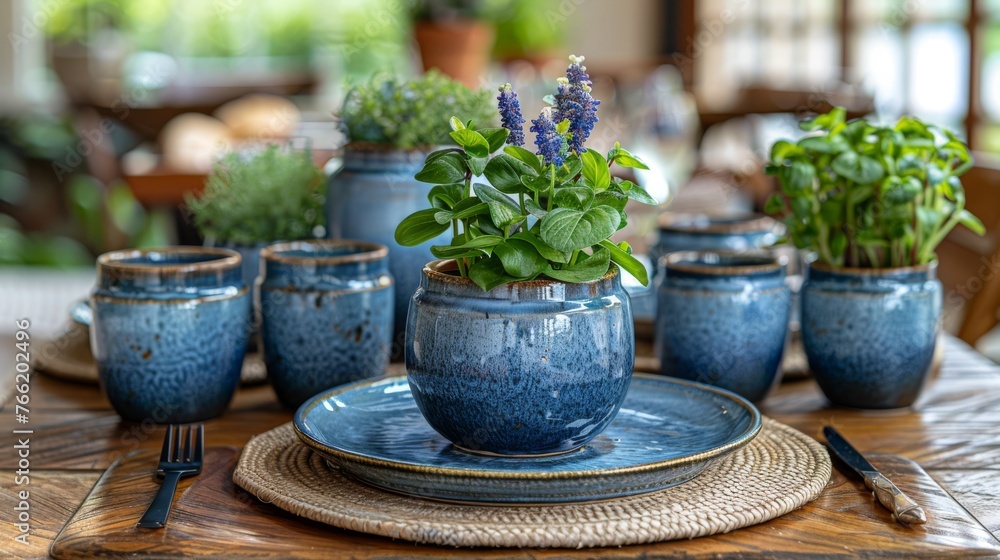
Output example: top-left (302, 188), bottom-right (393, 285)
top-left (648, 213), bottom-right (780, 278)
top-left (656, 251), bottom-right (790, 402)
top-left (260, 240), bottom-right (394, 408)
top-left (91, 247), bottom-right (250, 423)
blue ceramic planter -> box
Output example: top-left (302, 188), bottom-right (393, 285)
top-left (260, 240), bottom-right (394, 408)
top-left (801, 263), bottom-right (941, 409)
top-left (326, 146), bottom-right (443, 355)
top-left (90, 247), bottom-right (250, 423)
top-left (649, 213), bottom-right (780, 277)
top-left (656, 251), bottom-right (790, 402)
top-left (405, 260), bottom-right (635, 456)
top-left (216, 241), bottom-right (268, 340)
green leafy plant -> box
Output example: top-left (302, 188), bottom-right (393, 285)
top-left (394, 55), bottom-right (655, 291)
top-left (186, 146), bottom-right (325, 246)
top-left (764, 107), bottom-right (985, 268)
top-left (339, 71), bottom-right (496, 150)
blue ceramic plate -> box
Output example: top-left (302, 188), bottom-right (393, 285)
top-left (293, 373), bottom-right (762, 504)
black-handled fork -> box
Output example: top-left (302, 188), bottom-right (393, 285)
top-left (137, 424), bottom-right (204, 529)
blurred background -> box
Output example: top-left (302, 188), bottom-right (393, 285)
top-left (3, 0), bottom-right (1000, 352)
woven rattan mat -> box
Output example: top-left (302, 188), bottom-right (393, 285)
top-left (233, 417), bottom-right (830, 548)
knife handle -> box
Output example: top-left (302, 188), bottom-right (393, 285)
top-left (864, 473), bottom-right (927, 524)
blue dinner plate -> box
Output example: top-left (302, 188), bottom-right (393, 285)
top-left (70, 299), bottom-right (92, 327)
top-left (293, 373), bottom-right (762, 504)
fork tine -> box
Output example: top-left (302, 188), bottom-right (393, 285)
top-left (194, 424), bottom-right (204, 462)
top-left (171, 423), bottom-right (183, 462)
top-left (159, 425), bottom-right (175, 463)
top-left (182, 425), bottom-right (193, 462)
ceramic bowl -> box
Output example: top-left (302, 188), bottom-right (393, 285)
top-left (656, 251), bottom-right (790, 402)
top-left (90, 247), bottom-right (250, 423)
top-left (260, 240), bottom-right (394, 408)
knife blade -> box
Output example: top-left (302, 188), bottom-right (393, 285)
top-left (823, 426), bottom-right (926, 525)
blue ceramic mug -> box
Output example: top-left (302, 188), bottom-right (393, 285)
top-left (91, 247), bottom-right (250, 423)
top-left (260, 240), bottom-right (394, 408)
top-left (656, 251), bottom-right (790, 402)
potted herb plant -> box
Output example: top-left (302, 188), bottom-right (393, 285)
top-left (395, 55), bottom-right (656, 456)
top-left (765, 107), bottom-right (984, 409)
top-left (411, 0), bottom-right (496, 87)
top-left (328, 71), bottom-right (494, 355)
top-left (186, 145), bottom-right (325, 329)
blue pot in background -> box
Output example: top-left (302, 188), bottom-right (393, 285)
top-left (801, 263), bottom-right (941, 409)
top-left (216, 241), bottom-right (269, 340)
top-left (649, 213), bottom-right (780, 278)
top-left (260, 240), bottom-right (394, 409)
top-left (656, 251), bottom-right (790, 402)
top-left (91, 247), bottom-right (250, 423)
top-left (406, 260), bottom-right (635, 456)
top-left (326, 145), bottom-right (442, 357)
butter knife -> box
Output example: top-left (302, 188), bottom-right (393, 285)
top-left (823, 426), bottom-right (927, 525)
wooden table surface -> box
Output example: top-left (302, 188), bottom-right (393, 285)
top-left (3, 335), bottom-right (1000, 558)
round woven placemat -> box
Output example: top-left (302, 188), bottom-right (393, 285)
top-left (233, 417), bottom-right (830, 548)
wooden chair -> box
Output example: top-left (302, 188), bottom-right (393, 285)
top-left (937, 152), bottom-right (1000, 345)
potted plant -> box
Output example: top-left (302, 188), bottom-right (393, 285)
top-left (764, 107), bottom-right (984, 409)
top-left (411, 0), bottom-right (496, 87)
top-left (395, 55), bottom-right (656, 456)
top-left (186, 145), bottom-right (325, 329)
top-left (328, 71), bottom-right (495, 356)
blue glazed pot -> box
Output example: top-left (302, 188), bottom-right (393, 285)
top-left (656, 251), bottom-right (790, 402)
top-left (801, 262), bottom-right (941, 409)
top-left (649, 213), bottom-right (780, 277)
top-left (326, 145), bottom-right (443, 356)
top-left (260, 240), bottom-right (394, 408)
top-left (215, 241), bottom-right (269, 340)
top-left (406, 260), bottom-right (635, 456)
top-left (90, 247), bottom-right (250, 423)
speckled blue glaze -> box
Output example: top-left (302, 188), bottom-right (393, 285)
top-left (656, 252), bottom-right (790, 402)
top-left (326, 147), bottom-right (443, 355)
top-left (649, 213), bottom-right (780, 277)
top-left (90, 247), bottom-right (250, 423)
top-left (217, 241), bottom-right (268, 341)
top-left (260, 240), bottom-right (394, 408)
top-left (801, 263), bottom-right (941, 409)
top-left (293, 374), bottom-right (761, 503)
top-left (405, 261), bottom-right (634, 456)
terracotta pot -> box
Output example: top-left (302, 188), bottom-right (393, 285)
top-left (413, 21), bottom-right (494, 88)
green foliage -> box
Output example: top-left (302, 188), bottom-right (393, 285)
top-left (186, 146), bottom-right (325, 246)
top-left (765, 108), bottom-right (985, 268)
top-left (339, 71), bottom-right (496, 150)
top-left (493, 0), bottom-right (566, 59)
top-left (395, 126), bottom-right (655, 290)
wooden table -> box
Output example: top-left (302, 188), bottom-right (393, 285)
top-left (2, 335), bottom-right (1000, 558)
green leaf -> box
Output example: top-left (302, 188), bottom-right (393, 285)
top-left (798, 135), bottom-right (849, 154)
top-left (957, 208), bottom-right (986, 235)
top-left (430, 234), bottom-right (502, 259)
top-left (473, 183), bottom-right (523, 230)
top-left (468, 255), bottom-right (521, 291)
top-left (524, 198), bottom-right (548, 219)
top-left (434, 198), bottom-right (489, 224)
top-left (581, 148), bottom-right (611, 191)
top-left (449, 129), bottom-right (490, 158)
top-left (847, 184), bottom-right (875, 206)
top-left (594, 190), bottom-right (628, 212)
top-left (427, 184), bottom-right (466, 209)
top-left (494, 239), bottom-right (547, 278)
top-left (394, 208), bottom-right (450, 246)
top-left (770, 140), bottom-right (805, 163)
top-left (558, 154), bottom-right (583, 181)
top-left (468, 156), bottom-right (488, 176)
top-left (556, 119), bottom-right (571, 134)
top-left (599, 240), bottom-right (648, 286)
top-left (539, 206), bottom-right (621, 252)
top-left (449, 116), bottom-right (465, 131)
top-left (778, 161), bottom-right (816, 194)
top-left (617, 179), bottom-right (657, 205)
top-left (764, 193), bottom-right (785, 216)
top-left (415, 152), bottom-right (467, 184)
top-left (553, 186), bottom-right (595, 210)
top-left (545, 248), bottom-right (611, 283)
top-left (800, 107), bottom-right (846, 131)
top-left (609, 146), bottom-right (650, 170)
top-left (520, 174), bottom-right (552, 193)
top-left (504, 145), bottom-right (543, 173)
top-left (509, 232), bottom-right (570, 263)
top-left (484, 154), bottom-right (533, 194)
top-left (831, 151), bottom-right (884, 184)
top-left (478, 127), bottom-right (510, 153)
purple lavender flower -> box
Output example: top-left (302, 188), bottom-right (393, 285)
top-left (497, 83), bottom-right (526, 147)
top-left (555, 55), bottom-right (600, 155)
top-left (530, 109), bottom-right (565, 167)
